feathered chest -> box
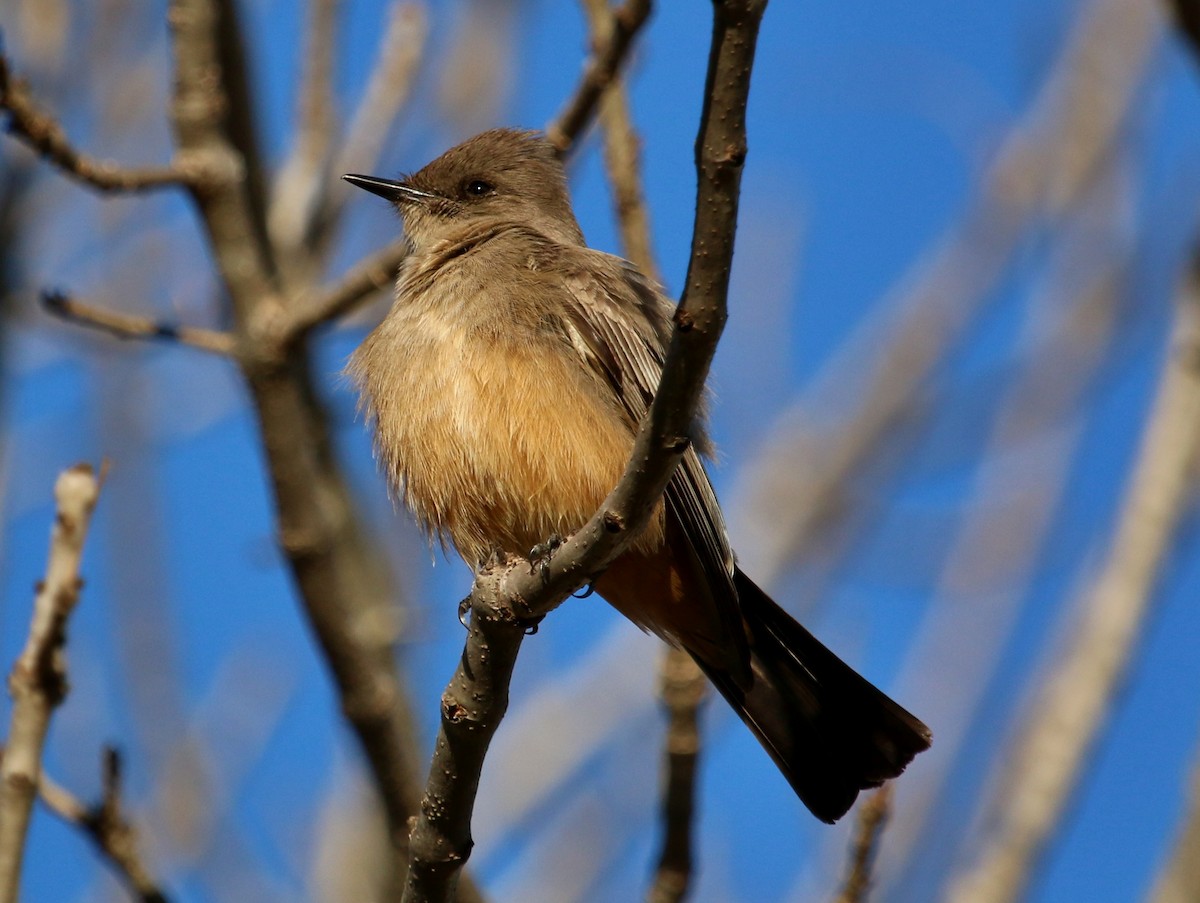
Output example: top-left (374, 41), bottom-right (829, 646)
top-left (347, 249), bottom-right (638, 562)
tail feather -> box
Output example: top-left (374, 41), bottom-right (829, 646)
top-left (694, 570), bottom-right (932, 823)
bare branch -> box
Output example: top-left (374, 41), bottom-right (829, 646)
top-left (0, 465), bottom-right (101, 903)
top-left (834, 787), bottom-right (892, 903)
top-left (943, 262), bottom-right (1200, 903)
top-left (0, 53), bottom-right (189, 192)
top-left (401, 3), bottom-right (767, 900)
top-left (284, 238), bottom-right (409, 340)
top-left (267, 0), bottom-right (339, 255)
top-left (645, 648), bottom-right (707, 903)
top-left (1146, 754), bottom-right (1200, 903)
top-left (545, 0), bottom-right (653, 156)
top-left (582, 0), bottom-right (660, 281)
top-left (165, 3), bottom-right (451, 894)
top-left (41, 290), bottom-right (237, 356)
top-left (40, 749), bottom-right (170, 903)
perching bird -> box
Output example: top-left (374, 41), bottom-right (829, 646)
top-left (345, 128), bottom-right (930, 822)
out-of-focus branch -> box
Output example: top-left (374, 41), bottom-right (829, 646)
top-left (283, 238), bottom-right (409, 340)
top-left (581, 0), bottom-right (659, 281)
top-left (1146, 755), bottom-right (1200, 903)
top-left (316, 1), bottom-right (428, 253)
top-left (943, 260), bottom-right (1200, 903)
top-left (645, 647), bottom-right (707, 903)
top-left (41, 290), bottom-right (236, 356)
top-left (267, 0), bottom-right (339, 258)
top-left (165, 1), bottom-right (438, 894)
top-left (545, 0), bottom-right (653, 156)
top-left (0, 53), bottom-right (188, 192)
top-left (401, 4), bottom-right (767, 900)
top-left (0, 465), bottom-right (101, 903)
top-left (40, 749), bottom-right (169, 903)
top-left (833, 787), bottom-right (892, 903)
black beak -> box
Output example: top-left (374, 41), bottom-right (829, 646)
top-left (343, 173), bottom-right (438, 205)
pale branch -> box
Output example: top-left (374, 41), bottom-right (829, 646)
top-left (645, 648), bottom-right (707, 903)
top-left (0, 465), bottom-right (101, 903)
top-left (834, 787), bottom-right (892, 903)
top-left (545, 0), bottom-right (653, 156)
top-left (267, 0), bottom-right (339, 257)
top-left (166, 1), bottom-right (447, 894)
top-left (336, 2), bottom-right (427, 179)
top-left (40, 749), bottom-right (169, 903)
top-left (283, 238), bottom-right (409, 341)
top-left (400, 3), bottom-right (767, 901)
top-left (41, 290), bottom-right (237, 356)
top-left (943, 261), bottom-right (1200, 903)
top-left (582, 0), bottom-right (660, 282)
top-left (1146, 753), bottom-right (1200, 903)
top-left (320, 1), bottom-right (428, 249)
top-left (0, 53), bottom-right (189, 192)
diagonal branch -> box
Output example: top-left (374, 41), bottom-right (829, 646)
top-left (400, 3), bottom-right (768, 901)
top-left (39, 749), bottom-right (170, 903)
top-left (283, 238), bottom-right (409, 341)
top-left (943, 255), bottom-right (1200, 903)
top-left (0, 53), bottom-right (189, 193)
top-left (0, 465), bottom-right (102, 903)
top-left (545, 0), bottom-right (653, 156)
top-left (41, 290), bottom-right (236, 356)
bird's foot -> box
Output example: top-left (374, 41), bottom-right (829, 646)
top-left (528, 532), bottom-right (564, 585)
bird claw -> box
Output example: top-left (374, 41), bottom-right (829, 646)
top-left (572, 581), bottom-right (597, 599)
top-left (521, 614), bottom-right (546, 636)
top-left (528, 532), bottom-right (564, 585)
top-left (458, 597), bottom-right (472, 629)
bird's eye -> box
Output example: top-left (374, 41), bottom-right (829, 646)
top-left (464, 179), bottom-right (495, 197)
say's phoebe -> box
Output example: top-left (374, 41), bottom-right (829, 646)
top-left (345, 129), bottom-right (930, 823)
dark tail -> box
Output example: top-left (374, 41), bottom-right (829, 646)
top-left (694, 570), bottom-right (932, 823)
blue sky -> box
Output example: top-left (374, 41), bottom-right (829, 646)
top-left (4, 0), bottom-right (1200, 901)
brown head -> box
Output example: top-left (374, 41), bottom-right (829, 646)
top-left (344, 128), bottom-right (585, 251)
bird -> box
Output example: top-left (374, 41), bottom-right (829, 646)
top-left (344, 128), bottom-right (930, 823)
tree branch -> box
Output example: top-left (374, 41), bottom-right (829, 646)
top-left (39, 749), bottom-right (169, 903)
top-left (582, 0), bottom-right (660, 282)
top-left (645, 647), bottom-right (707, 903)
top-left (41, 290), bottom-right (236, 356)
top-left (283, 238), bottom-right (409, 341)
top-left (165, 2), bottom-right (458, 895)
top-left (545, 0), bottom-right (653, 156)
top-left (0, 53), bottom-right (189, 192)
top-left (833, 787), bottom-right (892, 903)
top-left (401, 3), bottom-right (767, 900)
top-left (0, 464), bottom-right (101, 903)
top-left (943, 257), bottom-right (1200, 903)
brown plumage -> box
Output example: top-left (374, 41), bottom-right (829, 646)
top-left (345, 128), bottom-right (931, 823)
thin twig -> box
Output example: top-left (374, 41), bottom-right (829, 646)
top-left (40, 749), bottom-right (170, 903)
top-left (284, 238), bottom-right (409, 340)
top-left (0, 53), bottom-right (188, 192)
top-left (545, 0), bottom-right (653, 156)
top-left (943, 259), bottom-right (1200, 903)
top-left (0, 465), bottom-right (101, 903)
top-left (834, 787), bottom-right (892, 903)
top-left (645, 648), bottom-right (707, 903)
top-left (400, 3), bottom-right (767, 901)
top-left (41, 290), bottom-right (237, 356)
top-left (581, 0), bottom-right (660, 281)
